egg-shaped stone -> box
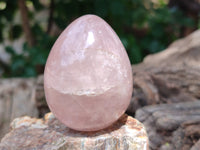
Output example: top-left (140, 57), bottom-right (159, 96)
top-left (44, 15), bottom-right (133, 131)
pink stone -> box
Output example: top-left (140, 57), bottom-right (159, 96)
top-left (44, 15), bottom-right (133, 131)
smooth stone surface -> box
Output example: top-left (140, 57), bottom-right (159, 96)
top-left (0, 113), bottom-right (149, 150)
top-left (44, 15), bottom-right (133, 131)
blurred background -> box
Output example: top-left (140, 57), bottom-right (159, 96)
top-left (0, 1), bottom-right (200, 148)
top-left (0, 0), bottom-right (199, 77)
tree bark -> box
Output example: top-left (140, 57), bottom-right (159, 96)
top-left (47, 0), bottom-right (55, 34)
top-left (18, 0), bottom-right (35, 46)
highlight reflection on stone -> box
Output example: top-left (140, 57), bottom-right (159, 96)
top-left (44, 15), bottom-right (133, 131)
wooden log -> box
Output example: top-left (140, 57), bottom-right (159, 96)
top-left (0, 78), bottom-right (38, 140)
top-left (127, 29), bottom-right (200, 115)
top-left (135, 101), bottom-right (200, 150)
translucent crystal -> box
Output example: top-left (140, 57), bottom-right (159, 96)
top-left (44, 15), bottom-right (133, 131)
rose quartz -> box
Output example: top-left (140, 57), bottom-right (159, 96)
top-left (44, 15), bottom-right (133, 131)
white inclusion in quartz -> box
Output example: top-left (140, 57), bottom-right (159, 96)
top-left (85, 31), bottom-right (95, 48)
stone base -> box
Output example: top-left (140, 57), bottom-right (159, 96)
top-left (0, 113), bottom-right (148, 150)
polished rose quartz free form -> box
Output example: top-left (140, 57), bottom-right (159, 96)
top-left (44, 15), bottom-right (133, 131)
